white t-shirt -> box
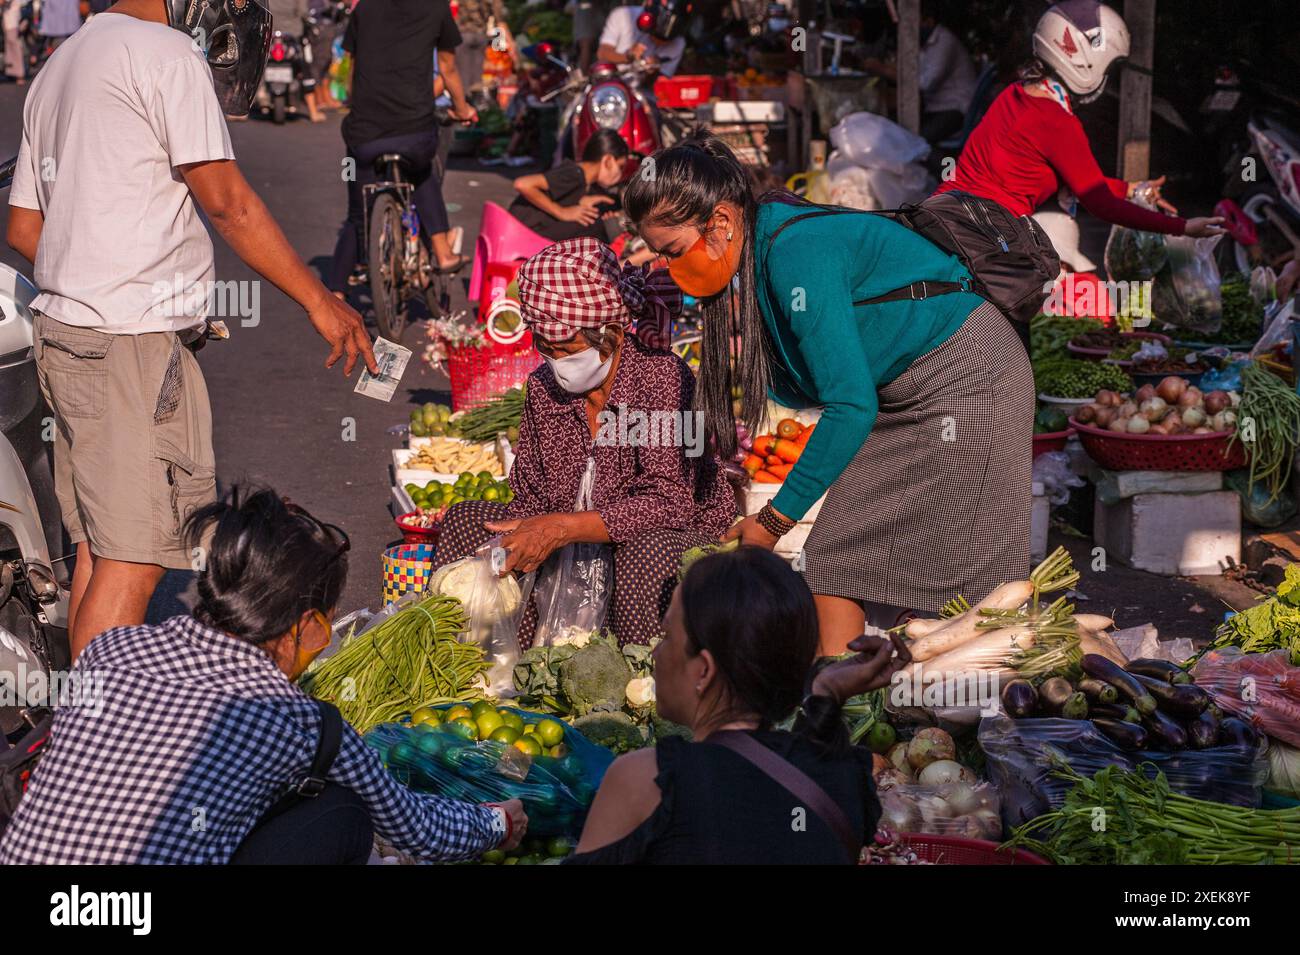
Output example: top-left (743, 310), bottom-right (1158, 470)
top-left (918, 23), bottom-right (978, 116)
top-left (10, 12), bottom-right (235, 334)
top-left (598, 5), bottom-right (684, 78)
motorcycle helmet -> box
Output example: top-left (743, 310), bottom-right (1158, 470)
top-left (636, 0), bottom-right (691, 42)
top-left (1031, 0), bottom-right (1130, 103)
top-left (165, 0), bottom-right (273, 117)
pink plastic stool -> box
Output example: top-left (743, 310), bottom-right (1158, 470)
top-left (468, 201), bottom-right (552, 304)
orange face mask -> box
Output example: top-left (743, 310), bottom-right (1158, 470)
top-left (667, 226), bottom-right (742, 298)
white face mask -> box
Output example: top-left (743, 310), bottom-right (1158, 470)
top-left (543, 343), bottom-right (612, 394)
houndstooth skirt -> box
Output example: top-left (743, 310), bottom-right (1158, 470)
top-left (801, 301), bottom-right (1033, 612)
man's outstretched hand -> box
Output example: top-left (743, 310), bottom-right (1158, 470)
top-left (313, 292), bottom-right (378, 376)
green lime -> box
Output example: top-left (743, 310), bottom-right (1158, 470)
top-left (513, 736), bottom-right (542, 757)
top-left (481, 849), bottom-right (506, 864)
top-left (424, 481), bottom-right (439, 493)
top-left (388, 742), bottom-right (416, 764)
top-left (404, 483), bottom-right (420, 494)
top-left (536, 718), bottom-right (565, 747)
top-left (413, 722), bottom-right (438, 734)
top-left (444, 704), bottom-right (472, 723)
top-left (482, 486), bottom-right (500, 502)
top-left (497, 710), bottom-right (525, 732)
top-left (470, 700), bottom-right (496, 718)
top-left (523, 724), bottom-right (536, 736)
top-left (866, 721), bottom-right (897, 754)
top-left (477, 470), bottom-right (495, 481)
top-left (476, 711), bottom-right (505, 738)
top-left (547, 743), bottom-right (567, 758)
top-left (411, 705), bottom-right (440, 725)
top-left (502, 856), bottom-right (519, 865)
top-left (490, 725), bottom-right (521, 745)
top-left (522, 733), bottom-right (545, 752)
top-left (545, 836), bottom-right (572, 858)
top-left (452, 717), bottom-right (479, 740)
top-left (459, 472), bottom-right (475, 483)
top-left (416, 733), bottom-right (444, 755)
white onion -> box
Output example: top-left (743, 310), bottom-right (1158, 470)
top-left (1127, 416), bottom-right (1151, 434)
top-left (1139, 397), bottom-right (1168, 420)
top-left (1181, 407), bottom-right (1206, 427)
top-left (918, 760), bottom-right (975, 786)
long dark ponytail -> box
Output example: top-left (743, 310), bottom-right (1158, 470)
top-left (625, 131), bottom-right (772, 462)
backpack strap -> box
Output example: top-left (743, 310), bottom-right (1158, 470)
top-left (761, 204), bottom-right (968, 309)
top-left (262, 700), bottom-right (345, 821)
top-left (708, 730), bottom-right (861, 862)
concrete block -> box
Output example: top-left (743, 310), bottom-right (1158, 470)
top-left (1093, 468), bottom-right (1223, 505)
top-left (1093, 490), bottom-right (1240, 576)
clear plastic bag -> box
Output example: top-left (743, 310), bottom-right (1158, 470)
top-left (432, 537), bottom-right (534, 696)
top-left (1151, 234), bottom-right (1224, 333)
top-left (1032, 450), bottom-right (1085, 507)
top-left (365, 706), bottom-right (614, 837)
top-left (1103, 211), bottom-right (1167, 282)
top-left (1191, 647), bottom-right (1300, 748)
top-left (1248, 298), bottom-right (1296, 359)
top-left (532, 542), bottom-right (612, 648)
top-left (979, 715), bottom-right (1268, 827)
top-left (876, 778), bottom-right (1003, 840)
top-left (829, 111), bottom-right (930, 171)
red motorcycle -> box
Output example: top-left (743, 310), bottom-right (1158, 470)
top-left (542, 55), bottom-right (662, 181)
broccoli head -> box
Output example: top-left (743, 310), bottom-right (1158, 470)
top-left (571, 711), bottom-right (647, 754)
top-left (557, 639), bottom-right (633, 715)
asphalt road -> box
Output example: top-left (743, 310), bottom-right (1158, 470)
top-left (0, 82), bottom-right (522, 618)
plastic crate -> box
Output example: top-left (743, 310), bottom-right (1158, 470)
top-left (1069, 418), bottom-right (1247, 471)
top-left (446, 339), bottom-right (541, 411)
top-left (653, 74), bottom-right (713, 108)
top-left (898, 834), bottom-right (1050, 865)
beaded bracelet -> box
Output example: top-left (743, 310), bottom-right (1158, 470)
top-left (756, 503), bottom-right (797, 538)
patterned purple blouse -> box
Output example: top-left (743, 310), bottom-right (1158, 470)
top-left (505, 339), bottom-right (737, 543)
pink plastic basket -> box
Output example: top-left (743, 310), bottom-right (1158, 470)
top-left (898, 834), bottom-right (1050, 865)
top-left (1032, 429), bottom-right (1073, 459)
top-left (1069, 418), bottom-right (1247, 471)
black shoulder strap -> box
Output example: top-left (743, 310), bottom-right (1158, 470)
top-left (263, 700), bottom-right (345, 821)
top-left (761, 205), bottom-right (967, 308)
top-left (709, 730), bottom-right (861, 862)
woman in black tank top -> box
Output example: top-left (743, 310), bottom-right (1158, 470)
top-left (568, 547), bottom-right (909, 865)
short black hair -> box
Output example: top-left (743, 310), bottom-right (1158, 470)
top-left (185, 486), bottom-right (348, 645)
top-left (580, 129), bottom-right (630, 164)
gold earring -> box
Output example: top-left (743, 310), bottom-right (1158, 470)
top-left (726, 232), bottom-right (733, 241)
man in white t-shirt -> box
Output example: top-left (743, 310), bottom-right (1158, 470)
top-left (597, 3), bottom-right (685, 77)
top-left (6, 0), bottom-right (377, 658)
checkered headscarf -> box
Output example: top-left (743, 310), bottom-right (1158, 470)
top-left (517, 237), bottom-right (681, 350)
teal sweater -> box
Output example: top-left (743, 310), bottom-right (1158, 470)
top-left (754, 201), bottom-right (987, 520)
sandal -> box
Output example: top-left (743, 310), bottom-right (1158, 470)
top-left (433, 254), bottom-right (471, 275)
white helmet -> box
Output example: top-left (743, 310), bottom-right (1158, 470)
top-left (1032, 1), bottom-right (1130, 102)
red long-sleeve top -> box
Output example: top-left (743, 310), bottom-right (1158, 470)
top-left (937, 84), bottom-right (1186, 235)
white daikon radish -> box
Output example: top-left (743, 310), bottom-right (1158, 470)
top-left (907, 580), bottom-right (1034, 661)
top-left (900, 626), bottom-right (1037, 681)
top-left (904, 616), bottom-right (947, 639)
top-left (1074, 614), bottom-right (1114, 632)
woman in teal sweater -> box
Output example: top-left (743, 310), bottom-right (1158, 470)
top-left (625, 133), bottom-right (1033, 654)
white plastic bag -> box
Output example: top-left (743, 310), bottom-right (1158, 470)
top-left (829, 111), bottom-right (930, 171)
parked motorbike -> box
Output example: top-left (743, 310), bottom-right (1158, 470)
top-left (0, 157), bottom-right (71, 740)
top-left (543, 55), bottom-right (662, 181)
top-left (1206, 63), bottom-right (1300, 274)
top-left (258, 27), bottom-right (315, 125)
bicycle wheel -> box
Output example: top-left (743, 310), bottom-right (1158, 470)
top-left (367, 193), bottom-right (407, 341)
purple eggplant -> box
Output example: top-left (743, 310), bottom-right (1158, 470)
top-left (1125, 658), bottom-right (1193, 685)
top-left (1141, 709), bottom-right (1189, 750)
top-left (1082, 654), bottom-right (1157, 715)
top-left (1079, 678), bottom-right (1119, 705)
top-left (1089, 702), bottom-right (1142, 724)
top-left (1093, 718), bottom-right (1148, 750)
top-left (1130, 672), bottom-right (1209, 718)
top-left (1218, 716), bottom-right (1259, 749)
top-left (1186, 709), bottom-right (1219, 749)
top-left (1001, 679), bottom-right (1039, 718)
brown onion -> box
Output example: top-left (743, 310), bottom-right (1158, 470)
top-left (1136, 384), bottom-right (1157, 403)
top-left (1193, 426), bottom-right (1212, 434)
top-left (1204, 390), bottom-right (1229, 414)
top-left (1077, 404), bottom-right (1097, 423)
top-left (1095, 389), bottom-right (1121, 407)
top-left (1156, 376), bottom-right (1187, 404)
top-left (1178, 386), bottom-right (1203, 409)
top-left (1093, 407), bottom-right (1116, 427)
top-left (1108, 416), bottom-right (1130, 433)
top-left (1118, 401), bottom-right (1139, 418)
top-left (1149, 422), bottom-right (1171, 435)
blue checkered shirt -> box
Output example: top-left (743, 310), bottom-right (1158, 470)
top-left (0, 615), bottom-right (500, 864)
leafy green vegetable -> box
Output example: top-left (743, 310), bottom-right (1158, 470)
top-left (678, 538), bottom-right (739, 581)
top-left (1206, 272), bottom-right (1263, 345)
top-left (570, 711), bottom-right (646, 754)
top-left (1200, 563), bottom-right (1300, 665)
top-left (1030, 314), bottom-right (1104, 362)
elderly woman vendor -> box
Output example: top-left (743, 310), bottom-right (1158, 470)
top-left (435, 238), bottom-right (736, 646)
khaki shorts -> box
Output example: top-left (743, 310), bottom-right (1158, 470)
top-left (33, 313), bottom-right (216, 570)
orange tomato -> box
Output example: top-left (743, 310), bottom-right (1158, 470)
top-left (773, 438), bottom-right (802, 464)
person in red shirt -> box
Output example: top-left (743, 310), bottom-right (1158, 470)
top-left (938, 1), bottom-right (1223, 240)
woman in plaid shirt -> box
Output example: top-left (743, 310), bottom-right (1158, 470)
top-left (0, 489), bottom-right (527, 864)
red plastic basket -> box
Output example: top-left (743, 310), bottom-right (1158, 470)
top-left (1068, 418), bottom-right (1247, 471)
top-left (395, 511), bottom-right (440, 546)
top-left (898, 834), bottom-right (1050, 865)
top-left (653, 74), bottom-right (714, 108)
top-left (447, 338), bottom-right (541, 411)
top-left (1032, 428), bottom-right (1073, 459)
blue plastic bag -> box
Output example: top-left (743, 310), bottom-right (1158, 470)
top-left (366, 705), bottom-right (614, 837)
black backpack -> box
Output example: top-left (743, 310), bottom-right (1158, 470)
top-left (0, 710), bottom-right (54, 839)
top-left (762, 191), bottom-right (1060, 324)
